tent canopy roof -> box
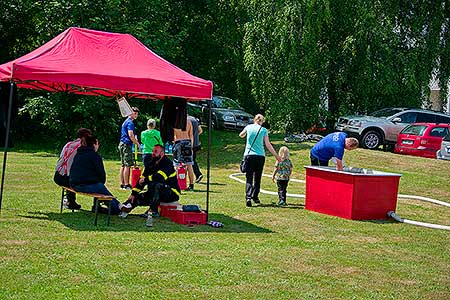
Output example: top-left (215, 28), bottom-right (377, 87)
top-left (0, 27), bottom-right (213, 100)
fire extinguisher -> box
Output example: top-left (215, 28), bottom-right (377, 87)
top-left (177, 164), bottom-right (187, 190)
top-left (131, 146), bottom-right (141, 188)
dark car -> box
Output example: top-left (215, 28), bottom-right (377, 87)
top-left (187, 96), bottom-right (253, 130)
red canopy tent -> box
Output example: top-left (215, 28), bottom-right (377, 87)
top-left (0, 27), bottom-right (214, 214)
top-left (0, 27), bottom-right (213, 99)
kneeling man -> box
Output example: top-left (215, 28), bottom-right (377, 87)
top-left (119, 144), bottom-right (181, 221)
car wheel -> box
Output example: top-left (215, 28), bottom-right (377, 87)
top-left (362, 130), bottom-right (382, 149)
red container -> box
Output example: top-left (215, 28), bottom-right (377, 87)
top-left (305, 166), bottom-right (401, 220)
top-left (131, 166), bottom-right (141, 187)
top-left (175, 210), bottom-right (207, 225)
top-left (177, 165), bottom-right (187, 190)
top-left (159, 205), bottom-right (178, 218)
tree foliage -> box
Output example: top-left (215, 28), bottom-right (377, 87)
top-left (1, 0), bottom-right (448, 151)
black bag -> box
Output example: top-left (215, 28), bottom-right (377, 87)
top-left (240, 156), bottom-right (248, 173)
top-left (182, 204), bottom-right (201, 212)
top-left (240, 125), bottom-right (262, 173)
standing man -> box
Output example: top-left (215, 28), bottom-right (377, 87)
top-left (118, 107), bottom-right (140, 190)
top-left (310, 132), bottom-right (359, 171)
top-left (188, 115), bottom-right (203, 183)
top-left (173, 117), bottom-right (195, 191)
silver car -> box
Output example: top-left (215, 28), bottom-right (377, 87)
top-left (436, 132), bottom-right (450, 160)
top-left (335, 108), bottom-right (450, 149)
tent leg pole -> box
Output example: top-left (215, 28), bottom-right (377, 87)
top-left (0, 81), bottom-right (15, 211)
top-left (206, 100), bottom-right (212, 221)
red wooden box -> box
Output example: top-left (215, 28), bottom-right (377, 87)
top-left (304, 166), bottom-right (401, 220)
top-left (175, 210), bottom-right (207, 225)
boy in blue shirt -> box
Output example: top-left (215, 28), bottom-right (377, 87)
top-left (310, 132), bottom-right (359, 171)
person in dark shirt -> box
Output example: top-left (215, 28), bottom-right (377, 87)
top-left (70, 135), bottom-right (121, 214)
top-left (119, 144), bottom-right (181, 221)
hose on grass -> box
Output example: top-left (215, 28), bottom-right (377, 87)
top-left (229, 173), bottom-right (450, 231)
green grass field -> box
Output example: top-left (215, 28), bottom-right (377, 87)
top-left (0, 131), bottom-right (449, 299)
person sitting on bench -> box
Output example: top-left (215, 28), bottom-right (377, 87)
top-left (54, 128), bottom-right (92, 210)
top-left (119, 144), bottom-right (181, 220)
top-left (69, 134), bottom-right (121, 214)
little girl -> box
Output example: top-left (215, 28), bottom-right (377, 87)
top-left (272, 146), bottom-right (293, 206)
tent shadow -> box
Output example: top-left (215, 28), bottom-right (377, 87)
top-left (21, 211), bottom-right (273, 233)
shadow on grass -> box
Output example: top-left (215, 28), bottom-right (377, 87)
top-left (256, 202), bottom-right (305, 210)
top-left (21, 211), bottom-right (273, 233)
top-left (360, 219), bottom-right (398, 225)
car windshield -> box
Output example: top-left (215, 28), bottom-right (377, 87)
top-left (213, 97), bottom-right (242, 110)
top-left (369, 108), bottom-right (405, 118)
top-left (401, 125), bottom-right (427, 136)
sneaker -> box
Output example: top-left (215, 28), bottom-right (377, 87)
top-left (151, 211), bottom-right (160, 218)
top-left (119, 202), bottom-right (133, 213)
top-left (120, 184), bottom-right (126, 190)
top-left (195, 174), bottom-right (203, 183)
top-left (277, 201), bottom-right (286, 207)
top-left (124, 184), bottom-right (132, 190)
top-left (253, 198), bottom-right (261, 204)
top-left (67, 202), bottom-right (81, 210)
top-left (146, 215), bottom-right (153, 227)
top-left (187, 184), bottom-right (194, 191)
top-left (246, 200), bottom-right (252, 207)
top-left (62, 198), bottom-right (69, 209)
top-left (118, 211), bottom-right (129, 219)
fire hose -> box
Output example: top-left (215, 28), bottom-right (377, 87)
top-left (228, 173), bottom-right (450, 231)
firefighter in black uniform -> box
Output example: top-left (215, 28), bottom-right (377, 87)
top-left (119, 144), bottom-right (181, 218)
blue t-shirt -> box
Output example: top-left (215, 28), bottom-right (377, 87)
top-left (243, 124), bottom-right (268, 156)
top-left (311, 132), bottom-right (347, 161)
top-left (120, 117), bottom-right (136, 145)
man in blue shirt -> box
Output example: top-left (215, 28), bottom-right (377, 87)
top-left (118, 107), bottom-right (141, 190)
top-left (310, 132), bottom-right (359, 171)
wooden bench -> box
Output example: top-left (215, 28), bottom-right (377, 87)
top-left (59, 186), bottom-right (115, 226)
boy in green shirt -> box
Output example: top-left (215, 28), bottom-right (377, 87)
top-left (141, 119), bottom-right (163, 168)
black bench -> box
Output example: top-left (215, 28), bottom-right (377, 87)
top-left (59, 186), bottom-right (115, 226)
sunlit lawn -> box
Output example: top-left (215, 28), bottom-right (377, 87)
top-left (0, 130), bottom-right (449, 299)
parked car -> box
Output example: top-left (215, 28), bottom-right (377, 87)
top-left (394, 123), bottom-right (450, 158)
top-left (436, 131), bottom-right (450, 160)
top-left (335, 107), bottom-right (450, 149)
top-left (187, 96), bottom-right (253, 130)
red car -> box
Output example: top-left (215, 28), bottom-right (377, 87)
top-left (394, 123), bottom-right (450, 158)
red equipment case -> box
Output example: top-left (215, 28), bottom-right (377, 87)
top-left (304, 166), bottom-right (401, 220)
top-left (175, 210), bottom-right (207, 225)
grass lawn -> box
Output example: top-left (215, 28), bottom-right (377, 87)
top-left (0, 130), bottom-right (449, 299)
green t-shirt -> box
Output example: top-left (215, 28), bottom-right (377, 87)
top-left (141, 129), bottom-right (163, 154)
